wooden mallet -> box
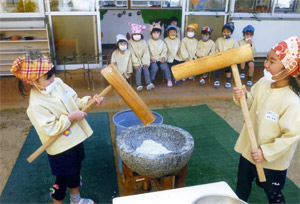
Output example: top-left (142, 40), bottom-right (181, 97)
top-left (172, 44), bottom-right (266, 182)
top-left (27, 65), bottom-right (155, 163)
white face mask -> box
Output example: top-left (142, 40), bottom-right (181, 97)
top-left (152, 33), bottom-right (160, 40)
top-left (245, 37), bottom-right (252, 41)
top-left (119, 45), bottom-right (127, 51)
top-left (34, 78), bottom-right (57, 94)
top-left (187, 32), bottom-right (195, 38)
top-left (133, 35), bottom-right (141, 41)
top-left (263, 68), bottom-right (286, 83)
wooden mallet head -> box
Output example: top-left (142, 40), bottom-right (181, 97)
top-left (172, 44), bottom-right (253, 80)
top-left (101, 65), bottom-right (155, 125)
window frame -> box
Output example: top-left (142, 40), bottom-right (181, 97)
top-left (230, 0), bottom-right (299, 19)
top-left (99, 0), bottom-right (128, 8)
top-left (0, 0), bottom-right (45, 18)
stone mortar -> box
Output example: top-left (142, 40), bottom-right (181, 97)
top-left (117, 124), bottom-right (194, 178)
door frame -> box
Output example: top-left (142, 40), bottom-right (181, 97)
top-left (45, 0), bottom-right (102, 70)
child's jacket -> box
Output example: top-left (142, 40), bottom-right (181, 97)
top-left (215, 37), bottom-right (238, 52)
top-left (196, 39), bottom-right (216, 58)
top-left (180, 37), bottom-right (198, 61)
top-left (27, 78), bottom-right (93, 155)
top-left (111, 49), bottom-right (133, 78)
top-left (233, 78), bottom-right (300, 170)
top-left (147, 38), bottom-right (168, 62)
top-left (128, 39), bottom-right (150, 67)
top-left (164, 37), bottom-right (183, 63)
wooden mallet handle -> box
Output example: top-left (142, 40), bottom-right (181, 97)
top-left (26, 85), bottom-right (113, 163)
top-left (231, 64), bottom-right (266, 182)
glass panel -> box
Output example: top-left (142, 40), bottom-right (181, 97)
top-left (234, 0), bottom-right (255, 12)
top-left (189, 0), bottom-right (226, 12)
top-left (162, 0), bottom-right (182, 7)
top-left (1, 0), bottom-right (40, 13)
top-left (254, 0), bottom-right (272, 13)
top-left (275, 0), bottom-right (299, 13)
top-left (99, 0), bottom-right (116, 7)
top-left (131, 0), bottom-right (148, 6)
top-left (234, 0), bottom-right (273, 13)
top-left (49, 0), bottom-right (95, 12)
top-left (116, 0), bottom-right (128, 6)
top-left (51, 16), bottom-right (98, 64)
top-left (149, 0), bottom-right (161, 7)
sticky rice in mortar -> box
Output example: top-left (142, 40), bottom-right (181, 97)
top-left (136, 140), bottom-right (171, 154)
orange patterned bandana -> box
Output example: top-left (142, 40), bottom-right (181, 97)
top-left (272, 36), bottom-right (300, 77)
top-left (10, 54), bottom-right (54, 85)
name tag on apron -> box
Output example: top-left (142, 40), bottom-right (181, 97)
top-left (62, 90), bottom-right (75, 112)
top-left (264, 111), bottom-right (278, 123)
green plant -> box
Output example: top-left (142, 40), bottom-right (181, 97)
top-left (16, 0), bottom-right (38, 12)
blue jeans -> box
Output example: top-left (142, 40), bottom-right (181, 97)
top-left (135, 66), bottom-right (151, 86)
top-left (150, 62), bottom-right (171, 81)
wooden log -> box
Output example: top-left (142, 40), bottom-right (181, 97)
top-left (172, 44), bottom-right (253, 80)
top-left (101, 65), bottom-right (155, 125)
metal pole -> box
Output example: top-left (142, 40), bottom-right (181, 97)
top-left (96, 0), bottom-right (102, 66)
top-left (181, 0), bottom-right (186, 39)
top-left (45, 0), bottom-right (57, 67)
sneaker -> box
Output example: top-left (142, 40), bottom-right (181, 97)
top-left (146, 83), bottom-right (154, 90)
top-left (247, 80), bottom-right (252, 87)
top-left (199, 77), bottom-right (205, 84)
top-left (203, 73), bottom-right (208, 79)
top-left (188, 76), bottom-right (194, 80)
top-left (167, 80), bottom-right (173, 87)
top-left (225, 82), bottom-right (231, 89)
top-left (240, 73), bottom-right (245, 79)
top-left (175, 80), bottom-right (179, 85)
top-left (137, 85), bottom-right (143, 92)
top-left (214, 81), bottom-right (220, 88)
top-left (181, 78), bottom-right (186, 82)
top-left (70, 198), bottom-right (95, 204)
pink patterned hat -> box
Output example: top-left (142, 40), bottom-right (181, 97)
top-left (272, 36), bottom-right (300, 77)
top-left (128, 22), bottom-right (146, 34)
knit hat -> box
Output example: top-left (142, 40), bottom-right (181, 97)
top-left (187, 23), bottom-right (198, 31)
top-left (128, 22), bottom-right (146, 34)
top-left (10, 54), bottom-right (54, 85)
top-left (242, 25), bottom-right (255, 33)
top-left (223, 22), bottom-right (235, 33)
top-left (149, 22), bottom-right (162, 33)
top-left (166, 24), bottom-right (177, 33)
top-left (116, 34), bottom-right (128, 43)
top-left (272, 36), bottom-right (300, 77)
top-left (201, 26), bottom-right (213, 33)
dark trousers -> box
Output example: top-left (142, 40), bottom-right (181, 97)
top-left (168, 60), bottom-right (184, 80)
top-left (48, 143), bottom-right (85, 200)
top-left (215, 66), bottom-right (231, 81)
top-left (52, 173), bottom-right (81, 201)
top-left (236, 156), bottom-right (287, 203)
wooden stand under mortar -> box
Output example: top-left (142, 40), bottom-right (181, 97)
top-left (122, 162), bottom-right (188, 196)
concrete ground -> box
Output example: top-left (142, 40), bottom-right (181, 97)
top-left (0, 67), bottom-right (299, 197)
